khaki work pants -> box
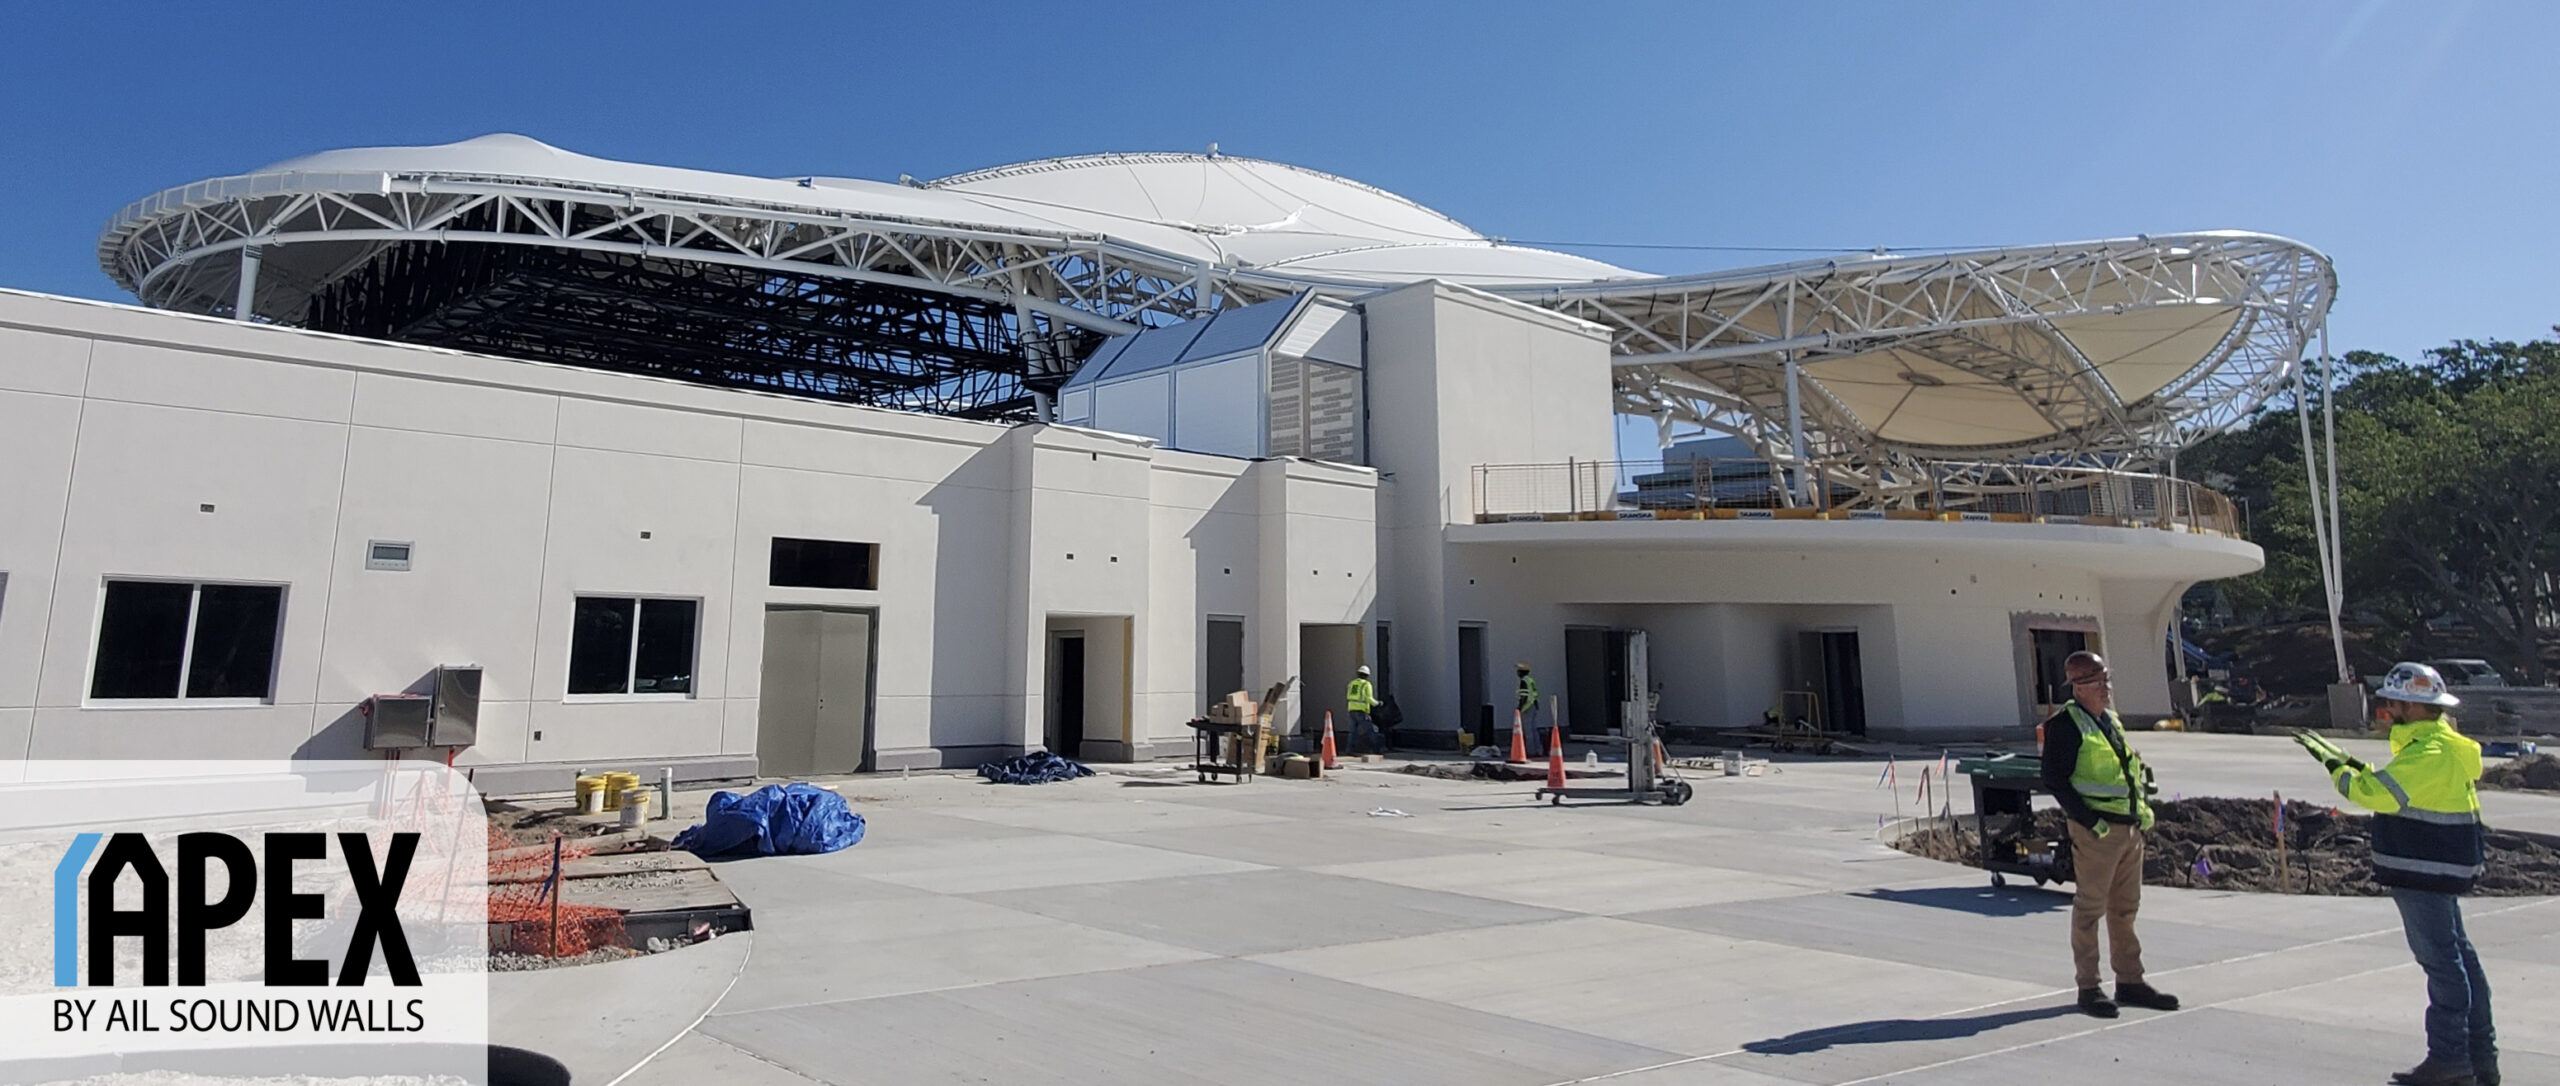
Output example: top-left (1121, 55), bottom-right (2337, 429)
top-left (2067, 820), bottom-right (2147, 990)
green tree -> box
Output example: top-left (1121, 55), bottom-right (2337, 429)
top-left (2181, 335), bottom-right (2560, 685)
top-left (2335, 339), bottom-right (2560, 685)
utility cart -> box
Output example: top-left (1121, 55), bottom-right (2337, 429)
top-left (1534, 632), bottom-right (1695, 807)
top-left (1186, 718), bottom-right (1259, 784)
top-left (1955, 753), bottom-right (2071, 888)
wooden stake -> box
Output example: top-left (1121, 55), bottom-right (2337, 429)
top-left (547, 832), bottom-right (563, 957)
top-left (2273, 791), bottom-right (2293, 894)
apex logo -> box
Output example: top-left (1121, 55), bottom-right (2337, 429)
top-left (54, 832), bottom-right (421, 988)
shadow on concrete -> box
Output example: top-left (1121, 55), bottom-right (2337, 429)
top-left (0, 1044), bottom-right (570, 1086)
top-left (1740, 1004), bottom-right (2078, 1054)
top-left (1118, 779), bottom-right (1196, 788)
top-left (1851, 885), bottom-right (2069, 916)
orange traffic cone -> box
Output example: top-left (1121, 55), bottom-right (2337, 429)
top-left (1321, 711), bottom-right (1340, 770)
top-left (1545, 726), bottom-right (1567, 790)
top-left (1508, 711), bottom-right (1530, 764)
top-left (1651, 737), bottom-right (1669, 772)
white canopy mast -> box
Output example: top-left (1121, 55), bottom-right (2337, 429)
top-left (2293, 322), bottom-right (2351, 685)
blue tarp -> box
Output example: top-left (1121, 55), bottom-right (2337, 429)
top-left (978, 751), bottom-right (1095, 785)
top-left (672, 782), bottom-right (866, 858)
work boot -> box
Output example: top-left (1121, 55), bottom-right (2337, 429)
top-left (2471, 1058), bottom-right (2498, 1086)
top-left (2076, 987), bottom-right (2118, 1018)
top-left (2390, 1059), bottom-right (2477, 1086)
top-left (2114, 981), bottom-right (2180, 1011)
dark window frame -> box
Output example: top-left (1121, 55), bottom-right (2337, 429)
top-left (566, 595), bottom-right (700, 697)
top-left (88, 579), bottom-right (286, 702)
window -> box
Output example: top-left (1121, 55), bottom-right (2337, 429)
top-left (568, 597), bottom-right (698, 695)
top-left (770, 537), bottom-right (878, 590)
top-left (90, 580), bottom-right (284, 700)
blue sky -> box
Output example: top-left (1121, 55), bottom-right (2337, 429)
top-left (3, 1), bottom-right (2551, 366)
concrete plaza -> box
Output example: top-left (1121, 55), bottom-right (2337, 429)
top-left (492, 732), bottom-right (2560, 1085)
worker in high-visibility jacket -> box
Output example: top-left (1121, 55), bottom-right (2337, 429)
top-left (2037, 650), bottom-right (2180, 1019)
top-left (1516, 663), bottom-right (1542, 754)
top-left (2300, 663), bottom-right (2497, 1086)
top-left (1345, 666), bottom-right (1381, 755)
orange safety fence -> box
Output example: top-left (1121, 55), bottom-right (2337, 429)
top-left (486, 825), bottom-right (627, 957)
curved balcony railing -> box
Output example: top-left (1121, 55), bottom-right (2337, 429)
top-left (1470, 458), bottom-right (2243, 538)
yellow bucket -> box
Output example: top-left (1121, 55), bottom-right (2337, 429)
top-left (573, 775), bottom-right (607, 814)
top-left (600, 772), bottom-right (641, 810)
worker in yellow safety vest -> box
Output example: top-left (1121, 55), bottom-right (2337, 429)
top-left (1516, 663), bottom-right (1542, 753)
top-left (2297, 662), bottom-right (2497, 1086)
top-left (1346, 666), bottom-right (1381, 755)
top-left (2037, 651), bottom-right (2180, 1018)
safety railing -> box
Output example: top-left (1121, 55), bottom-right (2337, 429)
top-left (1470, 457), bottom-right (2243, 537)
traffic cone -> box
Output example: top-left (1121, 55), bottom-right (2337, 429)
top-left (1508, 711), bottom-right (1530, 764)
top-left (1321, 712), bottom-right (1340, 770)
top-left (1651, 737), bottom-right (1669, 772)
top-left (1545, 726), bottom-right (1567, 790)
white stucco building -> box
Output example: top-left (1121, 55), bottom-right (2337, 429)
top-left (0, 138), bottom-right (2332, 787)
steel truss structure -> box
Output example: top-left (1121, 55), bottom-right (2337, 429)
top-left (1539, 233), bottom-right (2334, 469)
top-left (101, 165), bottom-right (1255, 417)
top-left (100, 143), bottom-right (2331, 450)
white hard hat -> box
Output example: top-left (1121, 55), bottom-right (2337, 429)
top-left (1356, 665), bottom-right (1371, 676)
top-left (2379, 662), bottom-right (2461, 707)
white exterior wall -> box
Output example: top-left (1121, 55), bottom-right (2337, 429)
top-left (0, 292), bottom-right (1375, 784)
top-left (1435, 537), bottom-right (2215, 740)
top-left (1363, 280), bottom-right (1618, 736)
top-left (0, 279), bottom-right (2258, 772)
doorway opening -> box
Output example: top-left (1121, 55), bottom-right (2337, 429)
top-left (1794, 629), bottom-right (1868, 736)
top-left (1048, 631), bottom-right (1086, 757)
top-left (1205, 616), bottom-right (1246, 709)
top-left (1046, 615), bottom-right (1131, 761)
top-left (757, 606), bottom-right (877, 776)
top-left (1457, 622), bottom-right (1489, 741)
top-left (2030, 627), bottom-right (2096, 720)
top-left (1299, 623), bottom-right (1365, 744)
top-left (1564, 627), bottom-right (1648, 736)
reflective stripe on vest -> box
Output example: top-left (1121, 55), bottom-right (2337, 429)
top-left (2356, 718), bottom-right (2488, 893)
top-left (2372, 853), bottom-right (2487, 879)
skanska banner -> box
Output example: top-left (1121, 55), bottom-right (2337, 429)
top-left (0, 761), bottom-right (490, 1081)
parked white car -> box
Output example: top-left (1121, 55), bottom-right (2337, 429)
top-left (2424, 658), bottom-right (2510, 688)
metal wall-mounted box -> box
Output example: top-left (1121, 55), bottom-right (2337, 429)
top-left (365, 693), bottom-right (433, 750)
top-left (431, 665), bottom-right (482, 747)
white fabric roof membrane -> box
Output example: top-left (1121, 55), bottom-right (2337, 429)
top-left (195, 136), bottom-right (1635, 289)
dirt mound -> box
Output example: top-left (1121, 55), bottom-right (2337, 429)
top-left (2483, 752), bottom-right (2560, 793)
top-left (1897, 797), bottom-right (2560, 896)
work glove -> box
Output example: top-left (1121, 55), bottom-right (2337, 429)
top-left (2136, 805), bottom-right (2155, 832)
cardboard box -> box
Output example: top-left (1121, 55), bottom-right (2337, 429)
top-left (1206, 690), bottom-right (1259, 724)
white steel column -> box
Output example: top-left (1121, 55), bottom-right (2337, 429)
top-left (1782, 286), bottom-right (1808, 506)
top-left (2293, 320), bottom-right (2349, 684)
top-left (232, 245), bottom-right (262, 322)
top-left (2317, 323), bottom-right (2348, 683)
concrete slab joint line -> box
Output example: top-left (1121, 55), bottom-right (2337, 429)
top-left (598, 931), bottom-right (757, 1086)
